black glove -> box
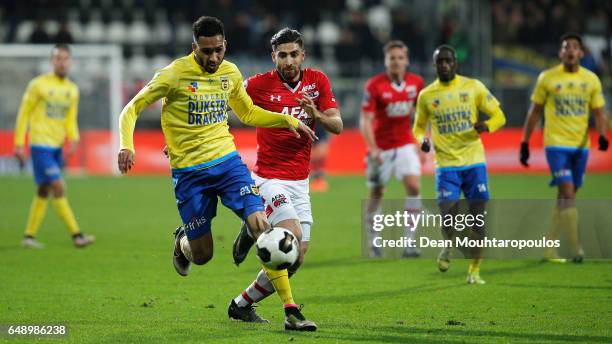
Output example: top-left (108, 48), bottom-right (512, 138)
top-left (599, 135), bottom-right (609, 151)
top-left (519, 142), bottom-right (530, 166)
top-left (421, 139), bottom-right (431, 153)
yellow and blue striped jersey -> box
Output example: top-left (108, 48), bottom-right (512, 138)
top-left (531, 64), bottom-right (605, 149)
top-left (14, 73), bottom-right (80, 148)
top-left (119, 53), bottom-right (299, 172)
top-left (413, 75), bottom-right (506, 169)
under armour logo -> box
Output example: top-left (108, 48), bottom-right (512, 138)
top-left (270, 95), bottom-right (281, 101)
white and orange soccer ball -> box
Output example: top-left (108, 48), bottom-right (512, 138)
top-left (256, 227), bottom-right (299, 270)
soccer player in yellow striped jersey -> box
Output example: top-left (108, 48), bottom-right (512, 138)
top-left (117, 16), bottom-right (317, 330)
top-left (413, 45), bottom-right (506, 285)
top-left (521, 33), bottom-right (608, 263)
top-left (14, 44), bottom-right (95, 249)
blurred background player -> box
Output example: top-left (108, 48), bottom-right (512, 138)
top-left (14, 44), bottom-right (95, 249)
top-left (360, 40), bottom-right (424, 258)
top-left (117, 16), bottom-right (316, 331)
top-left (230, 27), bottom-right (342, 329)
top-left (309, 124), bottom-right (331, 192)
top-left (413, 45), bottom-right (506, 284)
top-left (520, 33), bottom-right (608, 263)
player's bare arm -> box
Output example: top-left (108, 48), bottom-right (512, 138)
top-left (65, 140), bottom-right (79, 158)
top-left (519, 102), bottom-right (544, 166)
top-left (14, 146), bottom-right (26, 165)
top-left (359, 110), bottom-right (383, 163)
top-left (297, 91), bottom-right (342, 134)
top-left (593, 107), bottom-right (609, 151)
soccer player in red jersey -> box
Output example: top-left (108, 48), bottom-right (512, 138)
top-left (360, 40), bottom-right (425, 257)
top-left (229, 28), bottom-right (343, 329)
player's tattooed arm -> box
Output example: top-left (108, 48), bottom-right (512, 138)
top-left (297, 91), bottom-right (343, 134)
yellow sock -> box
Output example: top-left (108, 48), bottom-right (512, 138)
top-left (559, 207), bottom-right (580, 256)
top-left (468, 258), bottom-right (482, 274)
top-left (52, 197), bottom-right (80, 235)
top-left (544, 207), bottom-right (562, 258)
top-left (263, 266), bottom-right (296, 307)
top-left (24, 196), bottom-right (48, 237)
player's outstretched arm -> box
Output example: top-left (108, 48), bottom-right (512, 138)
top-left (118, 69), bottom-right (174, 174)
top-left (519, 103), bottom-right (544, 166)
top-left (229, 87), bottom-right (316, 141)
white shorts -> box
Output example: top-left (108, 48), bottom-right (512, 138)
top-left (252, 173), bottom-right (313, 242)
top-left (366, 143), bottom-right (421, 188)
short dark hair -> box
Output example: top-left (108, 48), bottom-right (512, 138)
top-left (192, 16), bottom-right (225, 40)
top-left (383, 40), bottom-right (408, 55)
top-left (560, 32), bottom-right (583, 49)
top-left (433, 44), bottom-right (456, 60)
top-left (52, 43), bottom-right (71, 55)
top-left (270, 28), bottom-right (304, 51)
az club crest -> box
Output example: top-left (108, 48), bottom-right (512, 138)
top-left (220, 76), bottom-right (229, 91)
top-left (459, 93), bottom-right (469, 102)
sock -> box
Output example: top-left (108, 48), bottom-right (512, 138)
top-left (234, 269), bottom-right (275, 307)
top-left (559, 207), bottom-right (581, 256)
top-left (468, 258), bottom-right (482, 274)
top-left (24, 196), bottom-right (48, 237)
top-left (179, 235), bottom-right (194, 262)
top-left (52, 197), bottom-right (80, 235)
top-left (403, 196), bottom-right (421, 240)
top-left (262, 266), bottom-right (295, 307)
top-left (544, 207), bottom-right (562, 258)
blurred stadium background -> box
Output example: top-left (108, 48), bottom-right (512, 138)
top-left (0, 0), bottom-right (611, 175)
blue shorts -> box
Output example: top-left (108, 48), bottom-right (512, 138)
top-left (172, 153), bottom-right (264, 240)
top-left (435, 164), bottom-right (490, 203)
top-left (31, 146), bottom-right (64, 185)
top-left (545, 147), bottom-right (589, 188)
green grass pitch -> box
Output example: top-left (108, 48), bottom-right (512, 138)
top-left (1, 174), bottom-right (611, 343)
